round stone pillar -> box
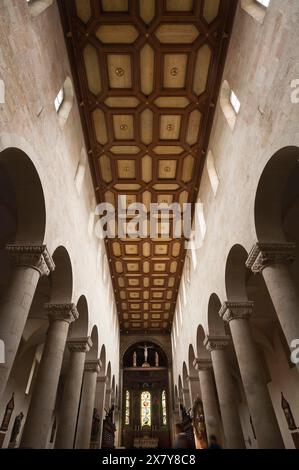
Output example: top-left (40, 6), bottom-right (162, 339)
top-left (220, 301), bottom-right (284, 449)
top-left (75, 359), bottom-right (101, 449)
top-left (187, 375), bottom-right (201, 406)
top-left (193, 359), bottom-right (222, 445)
top-left (0, 244), bottom-right (54, 400)
top-left (20, 303), bottom-right (78, 448)
top-left (204, 335), bottom-right (245, 449)
top-left (93, 375), bottom-right (107, 449)
top-left (55, 336), bottom-right (92, 449)
top-left (182, 386), bottom-right (191, 411)
top-left (246, 242), bottom-right (299, 372)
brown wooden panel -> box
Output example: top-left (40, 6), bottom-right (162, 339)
top-left (59, 0), bottom-right (237, 333)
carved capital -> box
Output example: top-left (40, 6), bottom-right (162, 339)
top-left (68, 336), bottom-right (92, 353)
top-left (204, 335), bottom-right (230, 352)
top-left (45, 303), bottom-right (79, 324)
top-left (193, 358), bottom-right (212, 371)
top-left (84, 359), bottom-right (101, 373)
top-left (219, 301), bottom-right (254, 323)
top-left (6, 244), bottom-right (55, 276)
top-left (246, 242), bottom-right (296, 273)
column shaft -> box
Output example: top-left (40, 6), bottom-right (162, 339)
top-left (0, 245), bottom-right (54, 400)
top-left (208, 343), bottom-right (245, 448)
top-left (247, 243), bottom-right (299, 372)
top-left (197, 365), bottom-right (222, 444)
top-left (75, 361), bottom-right (100, 449)
top-left (221, 302), bottom-right (284, 449)
top-left (55, 337), bottom-right (92, 449)
top-left (20, 304), bottom-right (77, 448)
top-left (263, 264), bottom-right (299, 353)
top-left (94, 378), bottom-right (106, 448)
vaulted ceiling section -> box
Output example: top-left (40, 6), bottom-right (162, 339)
top-left (59, 0), bottom-right (237, 334)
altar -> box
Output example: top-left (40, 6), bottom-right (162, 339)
top-left (133, 436), bottom-right (159, 449)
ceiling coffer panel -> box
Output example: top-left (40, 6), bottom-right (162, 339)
top-left (59, 0), bottom-right (236, 333)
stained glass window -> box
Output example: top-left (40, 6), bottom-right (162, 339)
top-left (125, 390), bottom-right (130, 425)
top-left (141, 391), bottom-right (151, 427)
top-left (162, 390), bottom-right (167, 425)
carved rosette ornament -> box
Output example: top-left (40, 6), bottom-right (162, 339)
top-left (246, 242), bottom-right (296, 274)
top-left (192, 358), bottom-right (213, 371)
top-left (84, 359), bottom-right (102, 374)
top-left (219, 301), bottom-right (254, 323)
top-left (67, 337), bottom-right (93, 353)
top-left (204, 335), bottom-right (230, 352)
top-left (6, 244), bottom-right (55, 276)
top-left (45, 303), bottom-right (79, 324)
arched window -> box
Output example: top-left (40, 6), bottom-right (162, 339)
top-left (207, 150), bottom-right (220, 196)
top-left (75, 148), bottom-right (87, 195)
top-left (54, 77), bottom-right (74, 128)
top-left (26, 0), bottom-right (53, 17)
top-left (220, 80), bottom-right (241, 131)
top-left (162, 390), bottom-right (167, 425)
top-left (241, 0), bottom-right (270, 24)
top-left (141, 391), bottom-right (151, 427)
top-left (125, 390), bottom-right (130, 425)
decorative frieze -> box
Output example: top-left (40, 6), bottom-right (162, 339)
top-left (67, 337), bottom-right (93, 353)
top-left (6, 244), bottom-right (55, 276)
top-left (219, 301), bottom-right (254, 323)
top-left (204, 335), bottom-right (230, 352)
top-left (246, 242), bottom-right (296, 274)
top-left (45, 303), bottom-right (79, 324)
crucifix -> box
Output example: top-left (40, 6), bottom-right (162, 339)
top-left (138, 344), bottom-right (154, 366)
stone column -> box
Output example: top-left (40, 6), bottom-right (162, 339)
top-left (220, 301), bottom-right (284, 449)
top-left (178, 397), bottom-right (184, 420)
top-left (168, 368), bottom-right (177, 446)
top-left (0, 244), bottom-right (55, 400)
top-left (105, 387), bottom-right (112, 411)
top-left (193, 358), bottom-right (222, 445)
top-left (204, 335), bottom-right (245, 449)
top-left (187, 375), bottom-right (201, 406)
top-left (20, 303), bottom-right (78, 448)
top-left (55, 337), bottom-right (92, 449)
top-left (94, 376), bottom-right (107, 448)
top-left (75, 360), bottom-right (101, 449)
top-left (182, 386), bottom-right (191, 411)
top-left (246, 242), bottom-right (299, 371)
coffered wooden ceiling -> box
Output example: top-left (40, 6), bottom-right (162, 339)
top-left (59, 0), bottom-right (236, 334)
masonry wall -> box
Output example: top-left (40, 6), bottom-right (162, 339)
top-left (0, 0), bottom-right (119, 444)
top-left (172, 0), bottom-right (299, 449)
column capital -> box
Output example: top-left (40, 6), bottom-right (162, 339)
top-left (219, 301), bottom-right (254, 323)
top-left (67, 336), bottom-right (93, 353)
top-left (6, 244), bottom-right (55, 276)
top-left (45, 303), bottom-right (79, 324)
top-left (84, 359), bottom-right (101, 373)
top-left (204, 335), bottom-right (230, 352)
top-left (246, 242), bottom-right (296, 273)
top-left (193, 358), bottom-right (212, 371)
